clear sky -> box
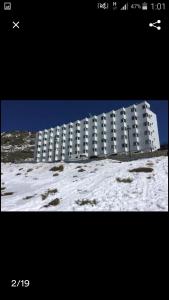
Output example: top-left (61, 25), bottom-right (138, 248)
top-left (1, 100), bottom-right (168, 144)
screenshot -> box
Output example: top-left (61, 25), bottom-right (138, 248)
top-left (1, 0), bottom-right (168, 294)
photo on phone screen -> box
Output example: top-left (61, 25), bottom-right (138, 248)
top-left (1, 0), bottom-right (168, 294)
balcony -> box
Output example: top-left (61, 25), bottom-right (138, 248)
top-left (84, 124), bottom-right (89, 129)
top-left (93, 129), bottom-right (97, 134)
top-left (93, 135), bottom-right (97, 141)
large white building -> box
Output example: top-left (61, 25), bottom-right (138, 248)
top-left (34, 101), bottom-right (160, 162)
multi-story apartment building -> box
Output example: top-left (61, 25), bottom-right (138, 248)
top-left (34, 101), bottom-right (160, 162)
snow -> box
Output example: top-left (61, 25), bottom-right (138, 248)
top-left (1, 156), bottom-right (168, 211)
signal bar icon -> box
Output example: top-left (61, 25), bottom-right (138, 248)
top-left (120, 3), bottom-right (128, 10)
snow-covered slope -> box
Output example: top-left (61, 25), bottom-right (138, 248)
top-left (1, 156), bottom-right (168, 211)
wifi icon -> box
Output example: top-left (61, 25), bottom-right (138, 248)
top-left (120, 3), bottom-right (128, 10)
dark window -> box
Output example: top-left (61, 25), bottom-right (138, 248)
top-left (122, 143), bottom-right (128, 148)
top-left (101, 139), bottom-right (106, 142)
top-left (111, 129), bottom-right (116, 133)
top-left (133, 133), bottom-right (139, 137)
top-left (101, 124), bottom-right (106, 127)
top-left (133, 142), bottom-right (140, 146)
top-left (121, 118), bottom-right (126, 123)
top-left (93, 148), bottom-right (97, 152)
top-left (93, 126), bottom-right (97, 129)
top-left (121, 135), bottom-right (127, 139)
top-left (111, 121), bottom-right (116, 125)
top-left (101, 116), bottom-right (106, 120)
top-left (131, 107), bottom-right (136, 112)
top-left (132, 116), bottom-right (137, 120)
top-left (111, 137), bottom-right (116, 141)
top-left (102, 147), bottom-right (106, 151)
top-left (142, 104), bottom-right (147, 109)
top-left (133, 124), bottom-right (138, 128)
top-left (92, 133), bottom-right (97, 137)
top-left (120, 111), bottom-right (126, 115)
top-left (92, 141), bottom-right (97, 144)
top-left (110, 113), bottom-right (116, 118)
top-left (84, 121), bottom-right (88, 125)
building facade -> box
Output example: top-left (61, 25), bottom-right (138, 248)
top-left (34, 101), bottom-right (160, 162)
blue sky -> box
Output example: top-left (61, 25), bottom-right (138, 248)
top-left (1, 100), bottom-right (168, 144)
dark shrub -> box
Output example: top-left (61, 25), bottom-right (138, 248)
top-left (76, 199), bottom-right (97, 206)
top-left (129, 167), bottom-right (153, 173)
top-left (44, 198), bottom-right (60, 207)
top-left (1, 192), bottom-right (14, 196)
top-left (78, 169), bottom-right (86, 172)
top-left (50, 165), bottom-right (64, 172)
top-left (116, 177), bottom-right (133, 183)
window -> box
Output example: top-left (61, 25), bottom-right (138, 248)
top-left (68, 138), bottom-right (72, 141)
top-left (43, 150), bottom-right (46, 153)
top-left (121, 126), bottom-right (127, 131)
top-left (142, 104), bottom-right (147, 109)
top-left (102, 147), bottom-right (106, 151)
top-left (101, 116), bottom-right (106, 120)
top-left (92, 133), bottom-right (97, 137)
top-left (93, 119), bottom-right (97, 122)
top-left (132, 124), bottom-right (138, 128)
top-left (92, 141), bottom-right (97, 144)
top-left (143, 113), bottom-right (148, 118)
top-left (120, 111), bottom-right (126, 115)
top-left (93, 148), bottom-right (97, 152)
top-left (122, 143), bottom-right (128, 148)
top-left (110, 113), bottom-right (116, 118)
top-left (133, 133), bottom-right (139, 137)
top-left (101, 139), bottom-right (106, 142)
top-left (145, 140), bottom-right (150, 144)
top-left (83, 142), bottom-right (88, 146)
top-left (93, 126), bottom-right (97, 129)
top-left (121, 118), bottom-right (126, 123)
top-left (69, 125), bottom-right (73, 128)
top-left (144, 130), bottom-right (150, 135)
top-left (76, 137), bottom-right (80, 140)
top-left (76, 123), bottom-right (80, 127)
top-left (132, 116), bottom-right (137, 120)
top-left (133, 142), bottom-right (139, 146)
top-left (144, 122), bottom-right (151, 126)
top-left (76, 130), bottom-right (80, 133)
top-left (111, 145), bottom-right (116, 149)
top-left (111, 137), bottom-right (116, 141)
top-left (111, 121), bottom-right (116, 125)
top-left (83, 135), bottom-right (88, 138)
top-left (111, 129), bottom-right (116, 133)
top-left (101, 124), bottom-right (106, 127)
top-left (131, 107), bottom-right (136, 112)
top-left (84, 121), bottom-right (88, 125)
top-left (121, 135), bottom-right (127, 139)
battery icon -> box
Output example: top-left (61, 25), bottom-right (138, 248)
top-left (142, 2), bottom-right (148, 10)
